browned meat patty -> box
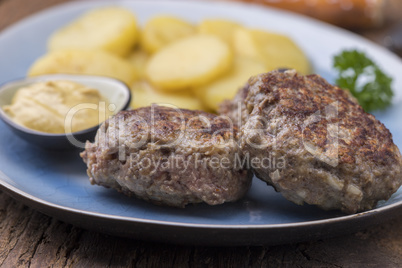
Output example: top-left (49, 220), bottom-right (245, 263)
top-left (220, 69), bottom-right (402, 213)
top-left (80, 105), bottom-right (252, 207)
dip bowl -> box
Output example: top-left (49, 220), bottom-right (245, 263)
top-left (0, 74), bottom-right (131, 149)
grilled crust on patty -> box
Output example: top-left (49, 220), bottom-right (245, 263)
top-left (81, 105), bottom-right (252, 207)
top-left (220, 70), bottom-right (402, 213)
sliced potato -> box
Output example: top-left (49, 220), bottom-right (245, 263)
top-left (233, 28), bottom-right (311, 74)
top-left (198, 19), bottom-right (241, 47)
top-left (48, 7), bottom-right (138, 57)
top-left (141, 16), bottom-right (196, 54)
top-left (232, 27), bottom-right (261, 59)
top-left (127, 49), bottom-right (149, 80)
top-left (252, 29), bottom-right (311, 74)
top-left (146, 34), bottom-right (232, 92)
top-left (28, 49), bottom-right (136, 85)
top-left (194, 56), bottom-right (266, 111)
top-left (131, 81), bottom-right (204, 110)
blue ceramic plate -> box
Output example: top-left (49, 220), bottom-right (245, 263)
top-left (0, 0), bottom-right (401, 246)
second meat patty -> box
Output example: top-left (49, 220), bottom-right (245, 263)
top-left (220, 70), bottom-right (402, 213)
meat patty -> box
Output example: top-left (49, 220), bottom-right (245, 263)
top-left (220, 69), bottom-right (402, 213)
top-left (80, 105), bottom-right (252, 207)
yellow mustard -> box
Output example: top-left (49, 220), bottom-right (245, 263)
top-left (3, 80), bottom-right (113, 133)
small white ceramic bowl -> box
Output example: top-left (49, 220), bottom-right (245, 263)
top-left (0, 74), bottom-right (131, 149)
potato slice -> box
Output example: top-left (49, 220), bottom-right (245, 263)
top-left (198, 19), bottom-right (241, 47)
top-left (233, 28), bottom-right (311, 74)
top-left (127, 49), bottom-right (149, 80)
top-left (194, 56), bottom-right (266, 111)
top-left (48, 7), bottom-right (138, 57)
top-left (253, 29), bottom-right (311, 74)
top-left (141, 16), bottom-right (196, 54)
top-left (232, 27), bottom-right (261, 59)
top-left (146, 34), bottom-right (232, 92)
top-left (131, 81), bottom-right (204, 110)
top-left (28, 49), bottom-right (136, 85)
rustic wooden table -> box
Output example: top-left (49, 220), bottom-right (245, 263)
top-left (1, 0), bottom-right (402, 267)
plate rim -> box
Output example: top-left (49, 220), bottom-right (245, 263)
top-left (1, 167), bottom-right (401, 230)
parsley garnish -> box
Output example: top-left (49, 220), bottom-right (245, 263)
top-left (333, 49), bottom-right (393, 112)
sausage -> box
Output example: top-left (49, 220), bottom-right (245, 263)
top-left (234, 0), bottom-right (401, 30)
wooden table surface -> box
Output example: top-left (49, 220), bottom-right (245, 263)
top-left (1, 0), bottom-right (402, 267)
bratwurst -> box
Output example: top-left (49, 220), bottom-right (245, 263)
top-left (81, 105), bottom-right (251, 207)
top-left (220, 70), bottom-right (402, 213)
